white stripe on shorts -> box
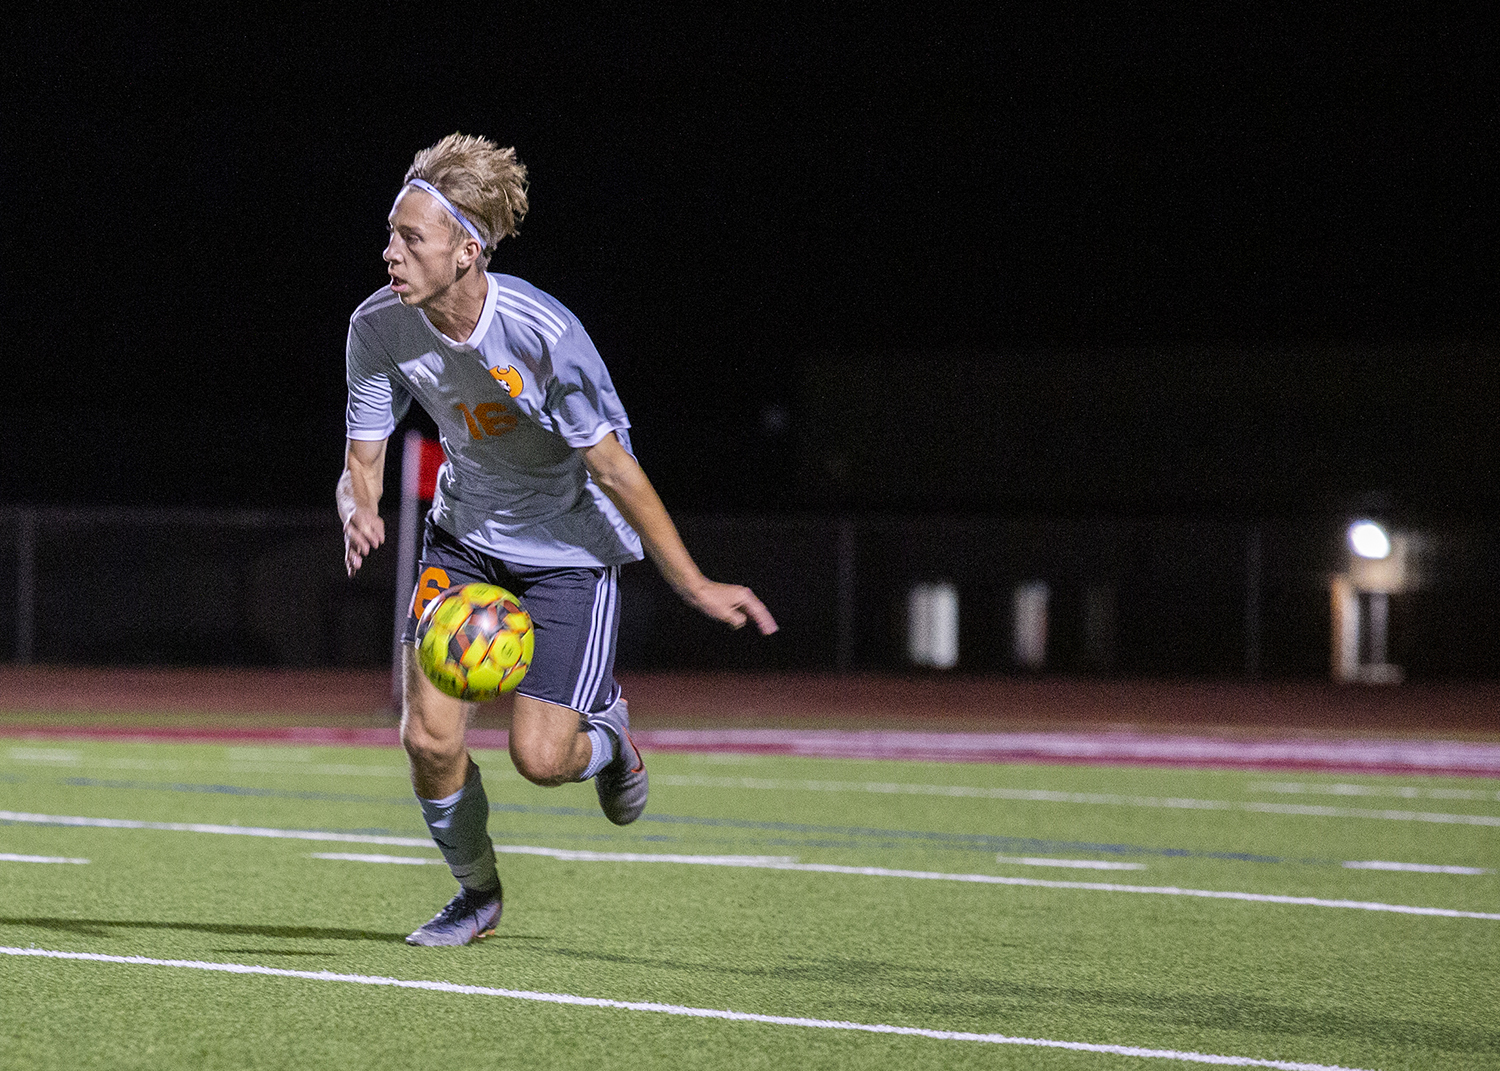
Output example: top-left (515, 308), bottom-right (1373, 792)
top-left (570, 566), bottom-right (618, 712)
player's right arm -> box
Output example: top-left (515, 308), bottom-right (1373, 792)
top-left (338, 437), bottom-right (388, 577)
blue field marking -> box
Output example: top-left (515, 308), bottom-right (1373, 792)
top-left (621, 807), bottom-right (1302, 865)
top-left (41, 773), bottom-right (1323, 868)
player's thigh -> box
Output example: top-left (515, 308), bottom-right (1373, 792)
top-left (507, 563), bottom-right (623, 717)
top-left (503, 564), bottom-right (621, 783)
top-left (400, 519), bottom-right (492, 645)
top-left (398, 519), bottom-right (487, 761)
top-left (508, 692), bottom-right (589, 783)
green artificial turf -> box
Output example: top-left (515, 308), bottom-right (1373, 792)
top-left (1, 738), bottom-right (1496, 1070)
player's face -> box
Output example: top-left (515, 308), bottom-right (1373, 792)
top-left (384, 188), bottom-right (464, 307)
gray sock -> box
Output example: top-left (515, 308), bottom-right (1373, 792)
top-left (577, 723), bottom-right (615, 781)
top-left (417, 759), bottom-right (499, 892)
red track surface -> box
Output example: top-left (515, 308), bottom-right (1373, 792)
top-left (2, 666), bottom-right (1498, 730)
top-left (2, 667), bottom-right (1497, 774)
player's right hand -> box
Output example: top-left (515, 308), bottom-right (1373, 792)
top-left (343, 508), bottom-right (385, 577)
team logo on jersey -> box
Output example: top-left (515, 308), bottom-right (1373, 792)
top-left (489, 365), bottom-right (523, 398)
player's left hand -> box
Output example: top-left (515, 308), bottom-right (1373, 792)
top-left (683, 580), bottom-right (779, 635)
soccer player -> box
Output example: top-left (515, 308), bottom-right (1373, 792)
top-left (338, 133), bottom-right (777, 946)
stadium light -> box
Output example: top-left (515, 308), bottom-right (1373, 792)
top-left (1347, 520), bottom-right (1391, 560)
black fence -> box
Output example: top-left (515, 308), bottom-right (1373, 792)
top-left (2, 507), bottom-right (1497, 679)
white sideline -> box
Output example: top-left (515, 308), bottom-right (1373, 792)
top-left (0, 946), bottom-right (1375, 1071)
top-left (0, 853), bottom-right (88, 864)
top-left (653, 774), bottom-right (1500, 826)
top-left (737, 863), bottom-right (1500, 920)
top-left (7, 810), bottom-right (1497, 920)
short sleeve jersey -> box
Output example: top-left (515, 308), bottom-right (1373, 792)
top-left (346, 273), bottom-right (645, 568)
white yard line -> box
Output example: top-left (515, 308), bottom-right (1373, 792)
top-left (1252, 781), bottom-right (1500, 803)
top-left (3, 746), bottom-right (407, 778)
top-left (996, 855), bottom-right (1147, 871)
top-left (0, 810), bottom-right (433, 847)
top-left (0, 853), bottom-right (88, 864)
top-left (1342, 861), bottom-right (1493, 875)
top-left (0, 946), bottom-right (1376, 1071)
top-left (6, 747), bottom-right (81, 765)
top-left (333, 849), bottom-right (1490, 882)
top-left (654, 773), bottom-right (1500, 826)
top-left (8, 810), bottom-right (1496, 920)
top-left (734, 863), bottom-right (1500, 920)
top-left (314, 849), bottom-right (798, 866)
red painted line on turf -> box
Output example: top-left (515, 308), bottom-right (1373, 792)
top-left (7, 724), bottom-right (1499, 777)
top-left (639, 730), bottom-right (1500, 778)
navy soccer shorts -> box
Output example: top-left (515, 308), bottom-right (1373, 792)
top-left (401, 519), bottom-right (622, 715)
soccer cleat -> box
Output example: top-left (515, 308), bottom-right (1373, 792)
top-left (590, 699), bottom-right (648, 825)
top-left (405, 883), bottom-right (503, 946)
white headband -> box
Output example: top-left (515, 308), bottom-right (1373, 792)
top-left (401, 179), bottom-right (485, 245)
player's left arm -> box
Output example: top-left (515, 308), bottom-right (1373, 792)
top-left (581, 432), bottom-right (778, 635)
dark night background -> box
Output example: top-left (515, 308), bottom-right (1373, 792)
top-left (3, 8), bottom-right (1496, 519)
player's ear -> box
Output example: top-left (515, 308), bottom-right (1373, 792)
top-left (457, 236), bottom-right (483, 270)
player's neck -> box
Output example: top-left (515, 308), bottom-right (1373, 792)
top-left (421, 267), bottom-right (488, 344)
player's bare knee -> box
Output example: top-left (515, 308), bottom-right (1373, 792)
top-left (400, 718), bottom-right (462, 773)
top-left (509, 735), bottom-right (573, 787)
top-left (510, 750), bottom-right (569, 787)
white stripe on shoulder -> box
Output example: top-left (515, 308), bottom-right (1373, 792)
top-left (495, 285), bottom-right (568, 338)
top-left (351, 292), bottom-right (405, 321)
top-left (493, 293), bottom-right (562, 345)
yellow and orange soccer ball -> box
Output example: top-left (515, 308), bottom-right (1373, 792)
top-left (415, 584), bottom-right (533, 701)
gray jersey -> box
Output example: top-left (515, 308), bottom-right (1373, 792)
top-left (346, 273), bottom-right (644, 568)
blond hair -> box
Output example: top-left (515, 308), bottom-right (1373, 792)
top-left (405, 133), bottom-right (528, 267)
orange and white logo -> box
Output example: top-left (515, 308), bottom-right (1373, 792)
top-left (489, 365), bottom-right (523, 398)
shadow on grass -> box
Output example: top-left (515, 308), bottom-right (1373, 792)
top-left (0, 917), bottom-right (408, 943)
top-left (543, 946), bottom-right (1499, 1056)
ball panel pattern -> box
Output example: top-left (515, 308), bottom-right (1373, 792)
top-left (415, 583), bottom-right (534, 701)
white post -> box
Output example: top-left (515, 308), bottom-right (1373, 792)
top-left (1012, 580), bottom-right (1049, 670)
top-left (908, 582), bottom-right (959, 669)
top-left (1330, 575), bottom-right (1360, 682)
